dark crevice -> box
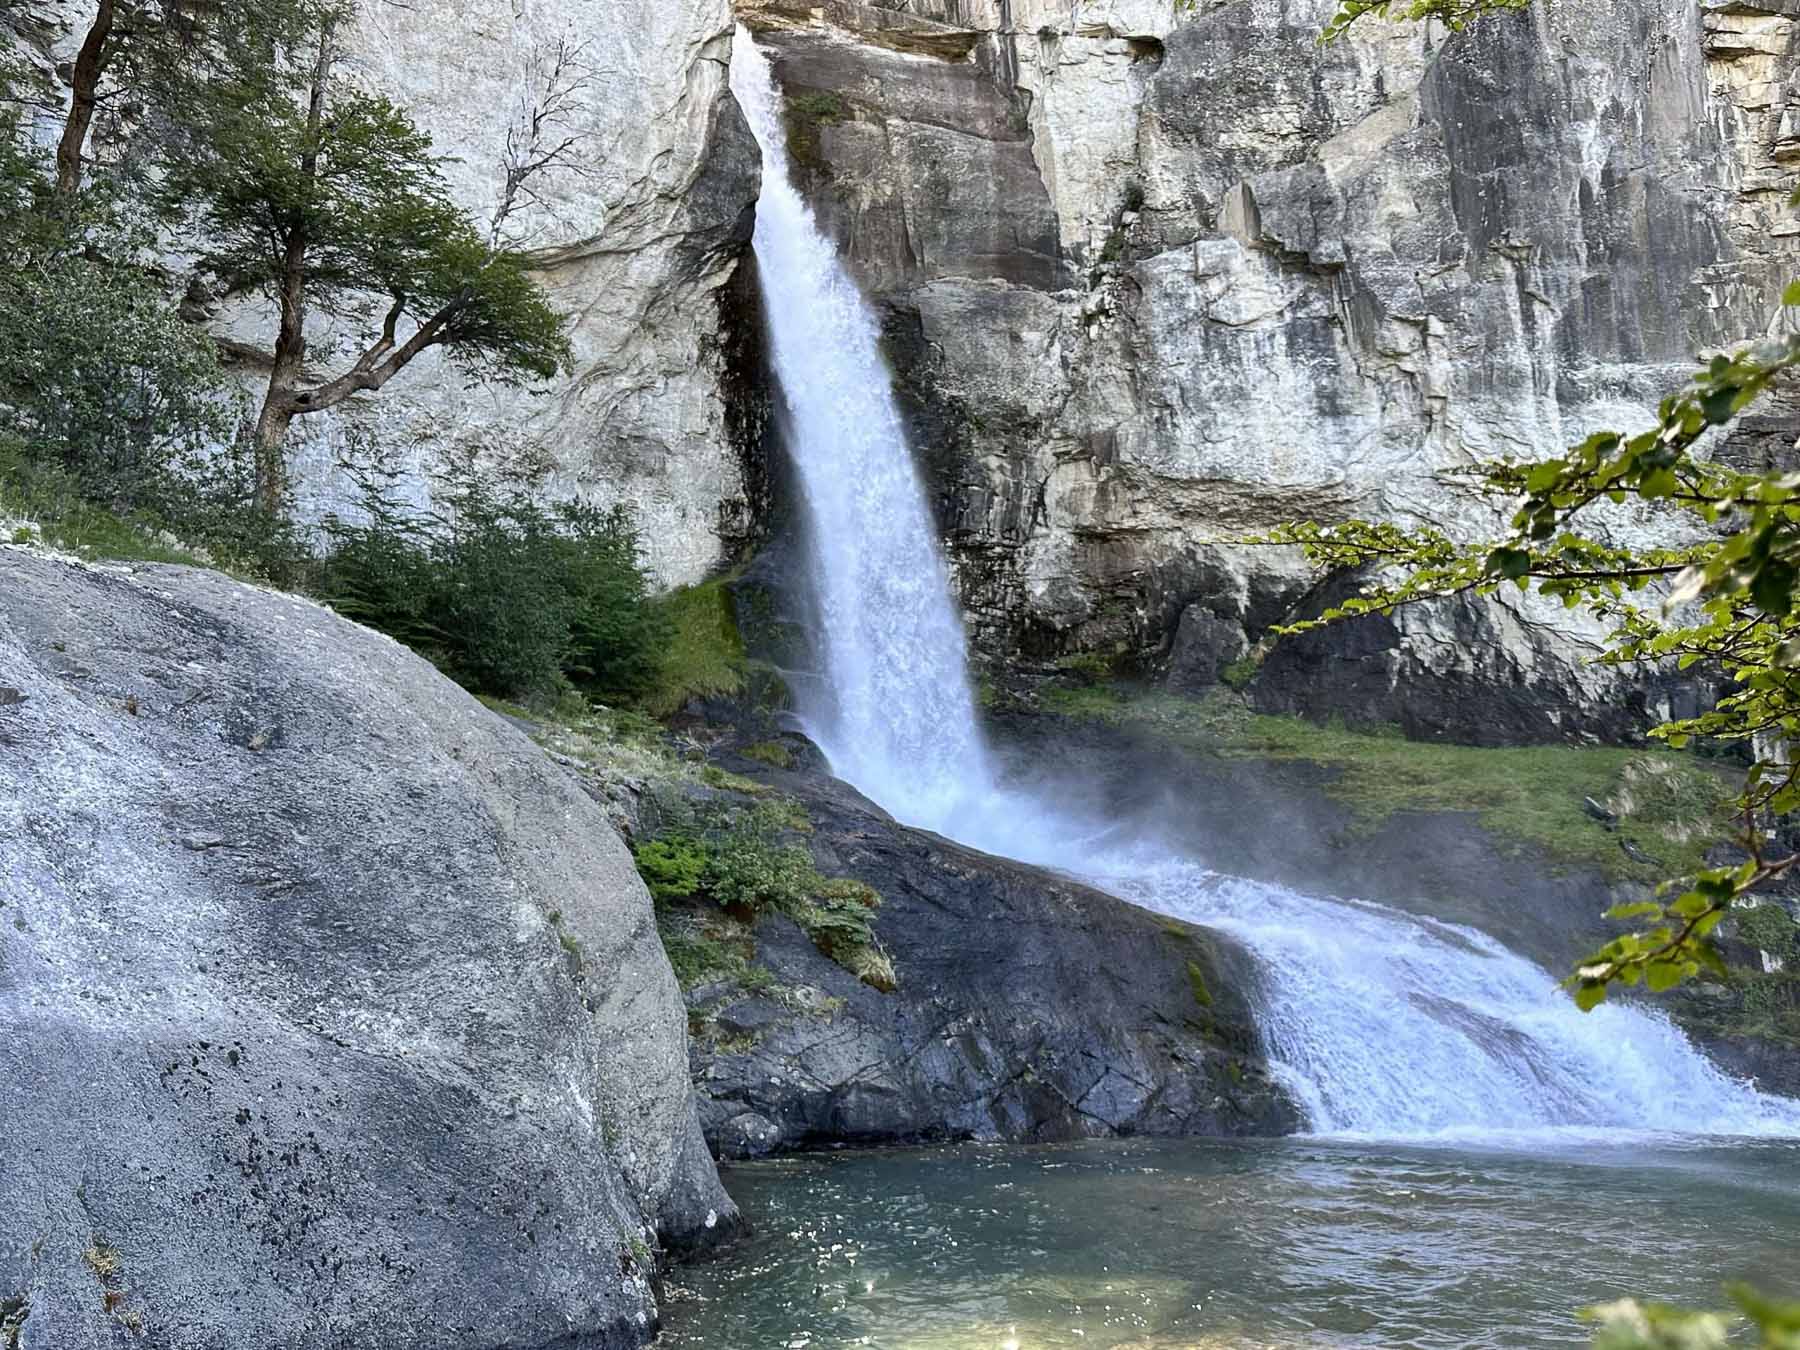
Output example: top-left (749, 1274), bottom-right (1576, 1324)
top-left (1, 1293), bottom-right (28, 1350)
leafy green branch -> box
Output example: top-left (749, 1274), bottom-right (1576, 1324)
top-left (1252, 284), bottom-right (1800, 1012)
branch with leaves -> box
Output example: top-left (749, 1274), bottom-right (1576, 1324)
top-left (1255, 284), bottom-right (1800, 1013)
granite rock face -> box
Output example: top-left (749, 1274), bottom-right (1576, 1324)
top-left (0, 550), bottom-right (736, 1350)
top-left (738, 0), bottom-right (1800, 741)
top-left (12, 0), bottom-right (765, 589)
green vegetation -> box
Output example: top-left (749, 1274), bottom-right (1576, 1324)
top-left (632, 798), bottom-right (895, 991)
top-left (1044, 685), bottom-right (1734, 881)
top-left (660, 915), bottom-right (775, 994)
top-left (0, 443), bottom-right (204, 566)
top-left (784, 90), bottom-right (850, 173)
top-left (317, 466), bottom-right (667, 706)
top-left (640, 575), bottom-right (746, 716)
top-left (741, 740), bottom-right (796, 769)
top-left (1185, 960), bottom-right (1214, 1009)
top-left (1219, 654), bottom-right (1259, 690)
top-left (1675, 903), bottom-right (1800, 1050)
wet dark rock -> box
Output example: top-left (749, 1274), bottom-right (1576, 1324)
top-left (684, 757), bottom-right (1298, 1155)
top-left (0, 553), bottom-right (736, 1350)
top-left (1166, 604), bottom-right (1250, 693)
top-left (715, 1112), bottom-right (785, 1160)
top-left (1249, 584), bottom-right (1708, 747)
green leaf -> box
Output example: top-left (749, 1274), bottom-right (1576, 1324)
top-left (1605, 901), bottom-right (1664, 921)
top-left (1487, 546), bottom-right (1532, 580)
top-left (1573, 982), bottom-right (1608, 1012)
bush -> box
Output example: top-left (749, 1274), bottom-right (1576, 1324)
top-left (640, 575), bottom-right (745, 717)
top-left (634, 836), bottom-right (708, 902)
top-left (318, 463), bottom-right (668, 705)
top-left (632, 799), bottom-right (894, 990)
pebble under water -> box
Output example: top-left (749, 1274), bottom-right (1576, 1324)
top-left (658, 1135), bottom-right (1800, 1349)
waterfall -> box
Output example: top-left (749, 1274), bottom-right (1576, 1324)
top-left (730, 36), bottom-right (993, 833)
top-left (729, 32), bottom-right (1800, 1140)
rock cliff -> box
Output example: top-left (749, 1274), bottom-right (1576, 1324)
top-left (681, 760), bottom-right (1297, 1157)
top-left (12, 0), bottom-right (765, 589)
top-left (0, 550), bottom-right (735, 1349)
top-left (737, 0), bottom-right (1799, 739)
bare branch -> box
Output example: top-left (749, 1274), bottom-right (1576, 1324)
top-left (490, 29), bottom-right (600, 246)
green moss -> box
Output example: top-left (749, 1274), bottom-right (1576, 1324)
top-left (784, 90), bottom-right (850, 172)
top-left (1185, 959), bottom-right (1214, 1009)
top-left (1044, 685), bottom-right (1735, 881)
top-left (639, 575), bottom-right (745, 717)
top-left (741, 740), bottom-right (795, 769)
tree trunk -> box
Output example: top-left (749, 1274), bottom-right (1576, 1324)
top-left (56, 0), bottom-right (117, 197)
top-left (248, 21), bottom-right (334, 515)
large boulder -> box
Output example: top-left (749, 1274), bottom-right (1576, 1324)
top-left (0, 550), bottom-right (736, 1350)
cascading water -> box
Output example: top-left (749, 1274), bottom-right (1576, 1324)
top-left (729, 31), bottom-right (1800, 1140)
top-left (730, 36), bottom-right (991, 833)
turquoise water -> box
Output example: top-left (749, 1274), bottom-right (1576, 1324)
top-left (659, 1135), bottom-right (1800, 1349)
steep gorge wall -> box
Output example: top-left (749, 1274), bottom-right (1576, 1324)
top-left (13, 0), bottom-right (766, 588)
top-left (738, 0), bottom-right (1800, 739)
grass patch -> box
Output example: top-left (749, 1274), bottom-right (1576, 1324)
top-left (640, 574), bottom-right (745, 717)
top-left (657, 906), bottom-right (776, 993)
top-left (1185, 959), bottom-right (1214, 1009)
top-left (1043, 685), bottom-right (1735, 881)
top-left (2, 451), bottom-right (204, 566)
top-left (741, 739), bottom-right (795, 769)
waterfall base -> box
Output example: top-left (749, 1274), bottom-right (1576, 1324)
top-left (654, 751), bottom-right (1297, 1157)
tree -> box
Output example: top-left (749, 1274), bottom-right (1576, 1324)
top-left (158, 7), bottom-right (571, 512)
top-left (46, 0), bottom-right (267, 199)
top-left (0, 60), bottom-right (230, 507)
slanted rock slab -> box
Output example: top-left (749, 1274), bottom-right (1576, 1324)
top-left (0, 551), bottom-right (736, 1350)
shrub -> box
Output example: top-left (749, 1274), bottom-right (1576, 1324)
top-left (317, 461), bottom-right (668, 705)
top-left (632, 798), bottom-right (895, 990)
top-left (1219, 655), bottom-right (1259, 690)
top-left (634, 836), bottom-right (708, 902)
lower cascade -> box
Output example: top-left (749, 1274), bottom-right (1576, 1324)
top-left (730, 32), bottom-right (1800, 1141)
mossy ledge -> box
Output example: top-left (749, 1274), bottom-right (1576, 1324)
top-left (1040, 682), bottom-right (1735, 884)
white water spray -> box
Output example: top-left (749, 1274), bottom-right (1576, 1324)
top-left (730, 32), bottom-right (1800, 1140)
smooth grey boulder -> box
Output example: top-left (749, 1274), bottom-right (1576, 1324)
top-left (0, 551), bottom-right (736, 1350)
